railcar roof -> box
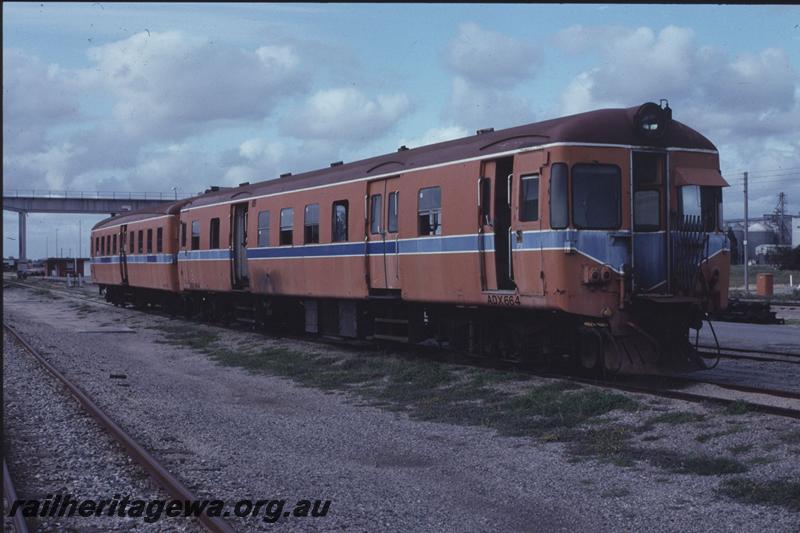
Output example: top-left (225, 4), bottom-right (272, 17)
top-left (94, 103), bottom-right (718, 228)
top-left (92, 199), bottom-right (192, 230)
top-left (183, 104), bottom-right (716, 210)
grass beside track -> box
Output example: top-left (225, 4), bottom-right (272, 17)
top-left (150, 321), bottom-right (769, 484)
top-left (718, 478), bottom-right (800, 511)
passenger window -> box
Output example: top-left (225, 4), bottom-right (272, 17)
top-left (519, 174), bottom-right (539, 222)
top-left (634, 190), bottom-right (660, 231)
top-left (257, 210), bottom-right (270, 247)
top-left (112, 234), bottom-right (117, 254)
top-left (101, 236), bottom-right (106, 255)
top-left (138, 230), bottom-right (144, 253)
top-left (180, 222), bottom-right (186, 249)
top-left (332, 201), bottom-right (348, 242)
top-left (147, 228), bottom-right (153, 253)
top-left (304, 204), bottom-right (320, 244)
top-left (418, 186), bottom-right (442, 236)
top-left (572, 164), bottom-right (621, 229)
top-left (550, 163), bottom-right (568, 229)
top-left (209, 218), bottom-right (220, 249)
top-left (370, 194), bottom-right (382, 234)
top-left (388, 192), bottom-right (399, 233)
top-left (280, 208), bottom-right (294, 245)
top-left (156, 227), bottom-right (163, 253)
top-left (106, 235), bottom-right (111, 255)
top-left (129, 232), bottom-right (134, 254)
top-left (191, 221), bottom-right (200, 250)
top-left (95, 237), bottom-right (100, 255)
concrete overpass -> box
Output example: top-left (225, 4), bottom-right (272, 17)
top-left (3, 190), bottom-right (185, 261)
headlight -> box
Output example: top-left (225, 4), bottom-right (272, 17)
top-left (634, 102), bottom-right (669, 140)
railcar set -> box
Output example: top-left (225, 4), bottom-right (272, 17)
top-left (91, 102), bottom-right (730, 374)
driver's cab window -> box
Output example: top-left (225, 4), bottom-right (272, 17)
top-left (680, 185), bottom-right (721, 232)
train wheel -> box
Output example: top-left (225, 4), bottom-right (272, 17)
top-left (577, 328), bottom-right (604, 374)
top-left (183, 297), bottom-right (194, 319)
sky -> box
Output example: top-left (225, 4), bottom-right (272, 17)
top-left (3, 3), bottom-right (800, 259)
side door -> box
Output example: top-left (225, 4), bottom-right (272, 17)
top-left (366, 177), bottom-right (402, 290)
top-left (119, 224), bottom-right (129, 284)
top-left (478, 161), bottom-right (497, 291)
top-left (231, 203), bottom-right (249, 288)
top-left (384, 178), bottom-right (401, 290)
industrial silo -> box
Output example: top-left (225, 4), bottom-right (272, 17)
top-left (747, 222), bottom-right (777, 261)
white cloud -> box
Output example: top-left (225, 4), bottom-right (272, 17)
top-left (3, 32), bottom-right (321, 193)
top-left (556, 24), bottom-right (800, 219)
top-left (222, 137), bottom-right (341, 187)
top-left (281, 87), bottom-right (411, 141)
top-left (81, 31), bottom-right (309, 138)
top-left (3, 48), bottom-right (82, 154)
top-left (445, 23), bottom-right (539, 87)
top-left (444, 77), bottom-right (534, 132)
top-left (399, 126), bottom-right (469, 149)
top-left (442, 23), bottom-right (538, 131)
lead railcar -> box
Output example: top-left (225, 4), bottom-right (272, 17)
top-left (92, 102), bottom-right (729, 374)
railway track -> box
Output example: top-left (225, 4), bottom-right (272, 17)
top-left (3, 458), bottom-right (29, 533)
top-left (697, 347), bottom-right (800, 365)
top-left (7, 280), bottom-right (800, 419)
top-left (3, 323), bottom-right (236, 533)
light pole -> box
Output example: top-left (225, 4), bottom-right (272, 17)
top-left (5, 236), bottom-right (16, 258)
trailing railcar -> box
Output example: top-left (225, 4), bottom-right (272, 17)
top-left (93, 102), bottom-right (730, 374)
top-left (91, 201), bottom-right (189, 309)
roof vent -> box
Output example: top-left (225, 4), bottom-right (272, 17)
top-left (238, 181), bottom-right (250, 187)
top-left (206, 186), bottom-right (221, 193)
top-left (398, 145), bottom-right (409, 152)
top-left (476, 127), bottom-right (494, 135)
top-left (280, 172), bottom-right (292, 178)
top-left (330, 161), bottom-right (343, 167)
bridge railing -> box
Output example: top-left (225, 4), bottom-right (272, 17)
top-left (2, 189), bottom-right (192, 200)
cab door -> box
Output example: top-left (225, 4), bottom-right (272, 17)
top-left (510, 151), bottom-right (545, 296)
top-left (631, 151), bottom-right (668, 293)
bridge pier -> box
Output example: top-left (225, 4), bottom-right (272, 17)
top-left (18, 211), bottom-right (27, 261)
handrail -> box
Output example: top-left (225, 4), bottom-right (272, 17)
top-left (2, 189), bottom-right (193, 200)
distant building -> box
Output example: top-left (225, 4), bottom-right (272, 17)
top-left (754, 244), bottom-right (791, 265)
top-left (793, 216), bottom-right (800, 249)
top-left (44, 257), bottom-right (89, 277)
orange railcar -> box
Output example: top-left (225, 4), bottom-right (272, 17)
top-left (92, 103), bottom-right (730, 373)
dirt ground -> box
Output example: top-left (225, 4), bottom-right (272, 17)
top-left (3, 282), bottom-right (799, 532)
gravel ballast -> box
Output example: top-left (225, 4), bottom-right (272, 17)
top-left (2, 330), bottom-right (201, 532)
top-left (3, 282), bottom-right (799, 532)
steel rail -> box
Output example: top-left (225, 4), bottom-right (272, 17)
top-left (699, 344), bottom-right (800, 358)
top-left (3, 324), bottom-right (236, 533)
top-left (3, 458), bottom-right (30, 533)
top-left (697, 349), bottom-right (800, 365)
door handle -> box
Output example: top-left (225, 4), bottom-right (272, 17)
top-left (508, 228), bottom-right (515, 281)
